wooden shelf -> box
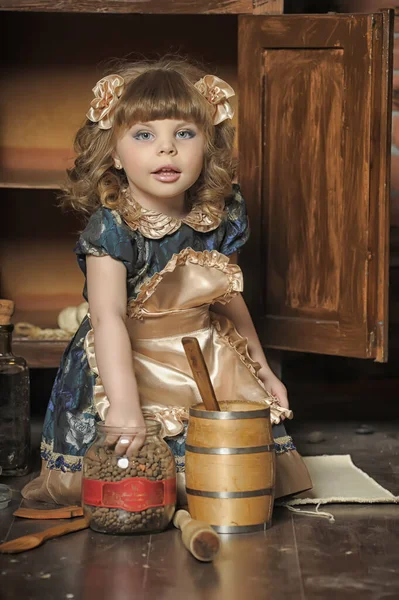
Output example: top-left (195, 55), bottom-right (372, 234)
top-left (0, 168), bottom-right (66, 189)
top-left (0, 149), bottom-right (73, 189)
top-left (0, 0), bottom-right (256, 15)
top-left (13, 338), bottom-right (68, 369)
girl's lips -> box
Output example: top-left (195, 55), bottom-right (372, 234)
top-left (151, 171), bottom-right (181, 183)
top-left (152, 165), bottom-right (181, 173)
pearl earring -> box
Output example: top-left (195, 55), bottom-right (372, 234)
top-left (114, 161), bottom-right (122, 170)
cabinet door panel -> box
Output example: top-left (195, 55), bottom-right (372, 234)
top-left (238, 12), bottom-right (393, 361)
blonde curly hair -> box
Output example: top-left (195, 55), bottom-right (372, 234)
top-left (61, 56), bottom-right (236, 223)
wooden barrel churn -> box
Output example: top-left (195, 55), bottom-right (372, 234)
top-left (185, 401), bottom-right (275, 533)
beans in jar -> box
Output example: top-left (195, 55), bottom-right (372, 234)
top-left (82, 420), bottom-right (176, 534)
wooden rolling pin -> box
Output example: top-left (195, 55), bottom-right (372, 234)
top-left (173, 509), bottom-right (220, 562)
top-left (182, 337), bottom-right (221, 411)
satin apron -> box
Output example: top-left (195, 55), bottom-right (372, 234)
top-left (24, 249), bottom-right (312, 505)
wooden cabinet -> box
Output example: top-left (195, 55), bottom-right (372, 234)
top-left (239, 12), bottom-right (393, 362)
top-left (0, 3), bottom-right (393, 367)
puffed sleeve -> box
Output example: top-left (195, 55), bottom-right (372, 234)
top-left (219, 183), bottom-right (250, 256)
top-left (74, 207), bottom-right (137, 277)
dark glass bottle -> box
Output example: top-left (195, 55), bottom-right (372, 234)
top-left (0, 300), bottom-right (31, 476)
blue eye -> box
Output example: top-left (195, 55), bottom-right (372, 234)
top-left (134, 131), bottom-right (154, 141)
top-left (176, 130), bottom-right (196, 139)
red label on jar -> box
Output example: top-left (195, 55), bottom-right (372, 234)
top-left (82, 477), bottom-right (176, 512)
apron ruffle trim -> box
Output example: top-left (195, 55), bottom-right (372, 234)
top-left (127, 248), bottom-right (243, 320)
top-left (210, 312), bottom-right (293, 425)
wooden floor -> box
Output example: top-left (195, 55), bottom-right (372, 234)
top-left (1, 419), bottom-right (398, 600)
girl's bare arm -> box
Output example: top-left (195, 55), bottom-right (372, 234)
top-left (86, 255), bottom-right (145, 452)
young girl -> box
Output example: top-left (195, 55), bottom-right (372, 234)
top-left (22, 57), bottom-right (312, 505)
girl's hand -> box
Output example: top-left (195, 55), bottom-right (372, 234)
top-left (257, 368), bottom-right (289, 418)
top-left (104, 402), bottom-right (146, 457)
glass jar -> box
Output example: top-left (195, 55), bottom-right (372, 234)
top-left (0, 307), bottom-right (31, 476)
top-left (82, 419), bottom-right (176, 534)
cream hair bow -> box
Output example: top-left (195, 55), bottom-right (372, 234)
top-left (86, 74), bottom-right (124, 130)
top-left (194, 74), bottom-right (235, 125)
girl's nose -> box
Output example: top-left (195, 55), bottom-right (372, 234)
top-left (157, 139), bottom-right (177, 155)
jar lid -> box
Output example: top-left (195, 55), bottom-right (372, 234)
top-left (0, 484), bottom-right (12, 510)
top-left (97, 417), bottom-right (161, 436)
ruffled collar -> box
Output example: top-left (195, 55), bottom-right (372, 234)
top-left (120, 190), bottom-right (225, 239)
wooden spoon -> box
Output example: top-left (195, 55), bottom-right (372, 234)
top-left (0, 516), bottom-right (89, 554)
top-left (14, 506), bottom-right (84, 520)
top-left (182, 337), bottom-right (221, 411)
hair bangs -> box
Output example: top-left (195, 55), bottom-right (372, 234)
top-left (114, 69), bottom-right (212, 133)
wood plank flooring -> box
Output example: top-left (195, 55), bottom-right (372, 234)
top-left (0, 419), bottom-right (398, 600)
